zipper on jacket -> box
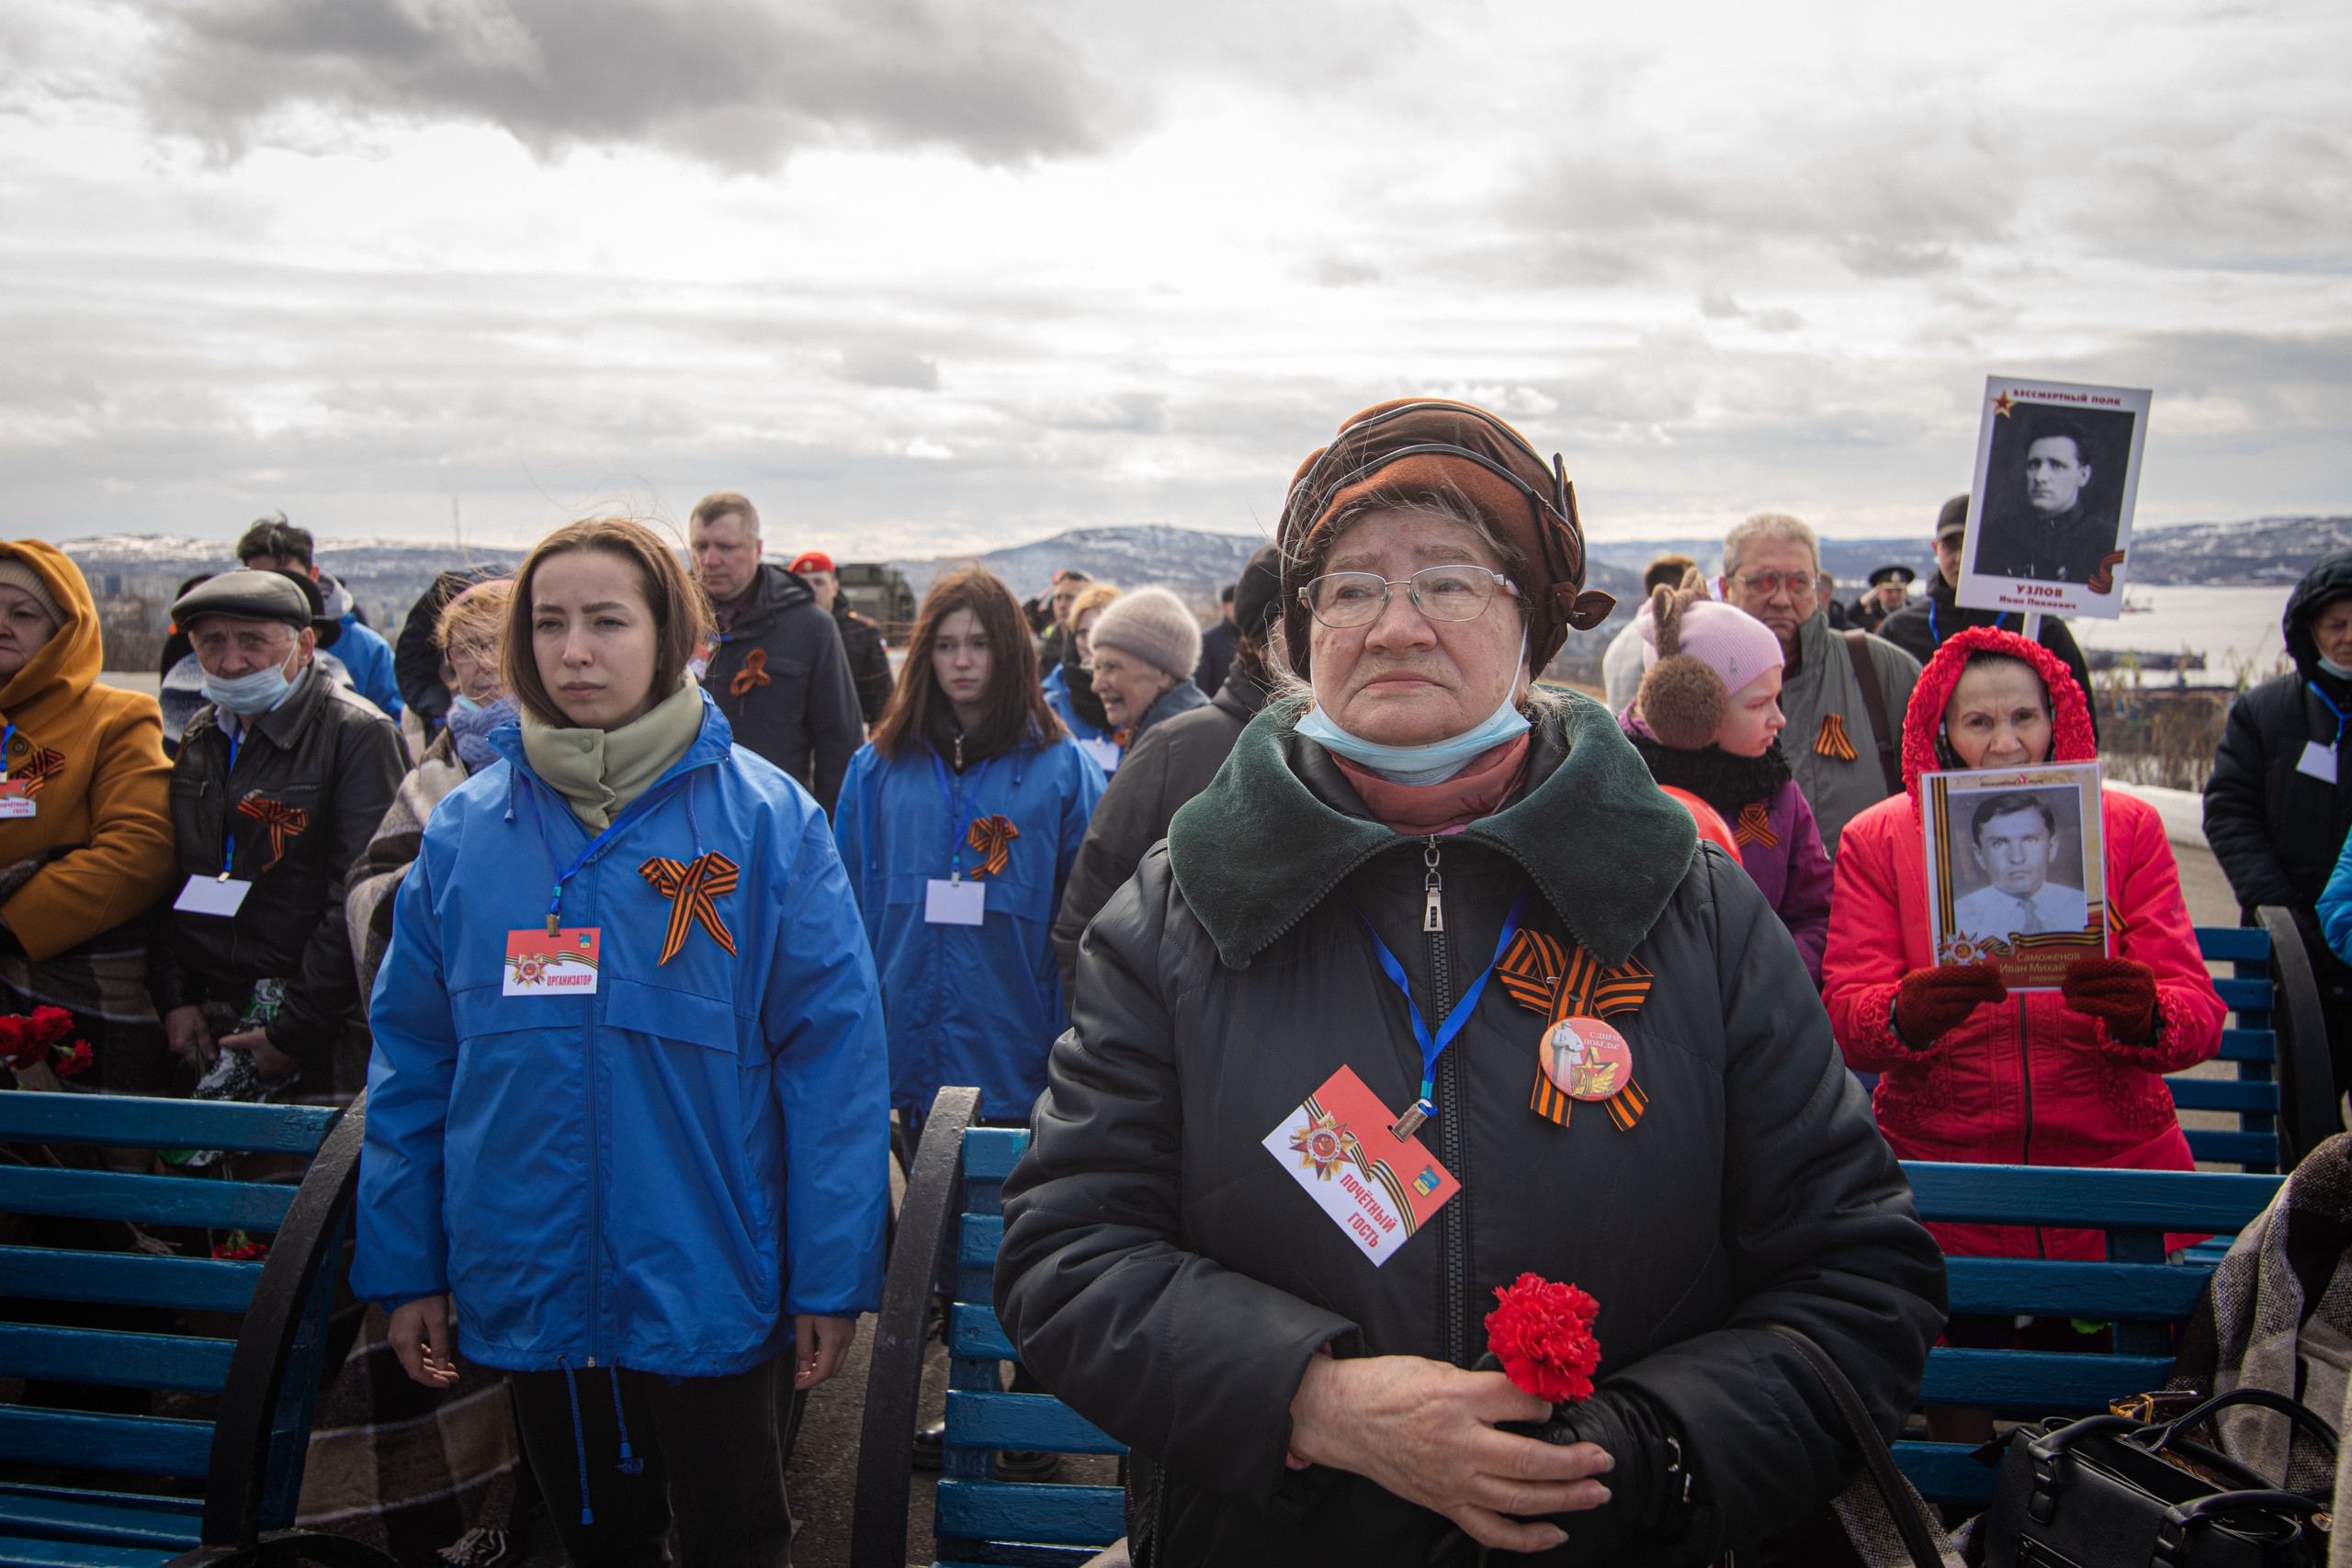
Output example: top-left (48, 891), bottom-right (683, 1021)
top-left (1425, 837), bottom-right (1472, 1368)
top-left (586, 933), bottom-right (604, 1363)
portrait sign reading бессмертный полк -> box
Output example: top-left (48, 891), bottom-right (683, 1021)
top-left (1920, 760), bottom-right (2108, 991)
top-left (1956, 376), bottom-right (2150, 621)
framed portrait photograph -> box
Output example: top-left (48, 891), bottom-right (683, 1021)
top-left (1920, 761), bottom-right (2107, 990)
top-left (1955, 376), bottom-right (2151, 621)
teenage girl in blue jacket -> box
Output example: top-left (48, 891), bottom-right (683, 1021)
top-left (834, 567), bottom-right (1104, 1128)
top-left (355, 517), bottom-right (889, 1568)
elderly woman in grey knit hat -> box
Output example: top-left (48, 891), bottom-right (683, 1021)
top-left (1083, 586), bottom-right (1209, 750)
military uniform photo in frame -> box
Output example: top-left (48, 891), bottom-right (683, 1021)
top-left (1957, 376), bottom-right (2151, 620)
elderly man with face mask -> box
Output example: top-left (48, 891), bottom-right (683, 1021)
top-left (149, 570), bottom-right (403, 1099)
top-left (1719, 512), bottom-right (1921, 861)
top-left (995, 400), bottom-right (1943, 1566)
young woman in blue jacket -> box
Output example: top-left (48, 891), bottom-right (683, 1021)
top-left (354, 517), bottom-right (890, 1568)
top-left (835, 567), bottom-right (1105, 1128)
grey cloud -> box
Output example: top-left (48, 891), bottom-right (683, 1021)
top-left (833, 346), bottom-right (940, 389)
top-left (141, 0), bottom-right (1131, 170)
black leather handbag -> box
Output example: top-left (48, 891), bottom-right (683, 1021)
top-left (1978, 1388), bottom-right (2337, 1568)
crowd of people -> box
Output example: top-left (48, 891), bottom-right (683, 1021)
top-left (4, 409), bottom-right (2346, 1565)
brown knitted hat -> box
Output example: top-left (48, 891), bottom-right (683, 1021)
top-left (1275, 399), bottom-right (1615, 677)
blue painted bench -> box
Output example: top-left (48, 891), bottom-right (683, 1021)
top-left (0, 1089), bottom-right (391, 1568)
top-left (1892, 1158), bottom-right (2284, 1506)
top-left (852, 1088), bottom-right (1123, 1568)
top-left (2169, 914), bottom-right (2334, 1174)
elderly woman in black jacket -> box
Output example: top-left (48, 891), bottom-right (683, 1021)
top-left (2203, 547), bottom-right (2352, 1086)
top-left (995, 399), bottom-right (1946, 1565)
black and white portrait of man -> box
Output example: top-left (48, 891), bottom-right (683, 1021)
top-left (1972, 411), bottom-right (2126, 586)
top-left (1950, 789), bottom-right (2088, 941)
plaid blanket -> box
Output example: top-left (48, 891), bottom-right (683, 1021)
top-left (297, 1304), bottom-right (520, 1567)
top-left (2170, 1130), bottom-right (2352, 1494)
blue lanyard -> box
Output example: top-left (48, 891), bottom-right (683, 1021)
top-left (929, 750), bottom-right (995, 881)
top-left (219, 727), bottom-right (243, 877)
top-left (2312, 682), bottom-right (2348, 751)
top-left (1352, 888), bottom-right (1529, 1123)
top-left (522, 772), bottom-right (693, 934)
top-left (0, 722), bottom-right (13, 784)
top-left (1929, 599), bottom-right (2013, 646)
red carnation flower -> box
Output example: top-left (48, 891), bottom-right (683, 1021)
top-left (28, 1008), bottom-right (74, 1048)
top-left (1484, 1273), bottom-right (1601, 1404)
top-left (51, 1042), bottom-right (90, 1078)
top-left (0, 1018), bottom-right (33, 1070)
top-left (211, 1235), bottom-right (270, 1262)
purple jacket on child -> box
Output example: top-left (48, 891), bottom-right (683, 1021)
top-left (1620, 709), bottom-right (1835, 986)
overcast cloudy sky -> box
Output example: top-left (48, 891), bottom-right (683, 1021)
top-left (4, 0), bottom-right (2348, 557)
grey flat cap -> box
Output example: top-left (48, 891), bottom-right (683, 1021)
top-left (171, 570), bottom-right (315, 636)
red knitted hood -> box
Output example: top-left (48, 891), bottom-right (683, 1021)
top-left (1901, 626), bottom-right (2097, 799)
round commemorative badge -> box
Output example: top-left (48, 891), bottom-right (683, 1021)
top-left (1541, 1016), bottom-right (1633, 1102)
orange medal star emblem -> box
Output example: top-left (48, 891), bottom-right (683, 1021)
top-left (1289, 1107), bottom-right (1352, 1180)
top-left (1992, 390), bottom-right (2015, 417)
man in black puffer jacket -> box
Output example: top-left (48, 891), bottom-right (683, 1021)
top-left (689, 492), bottom-right (863, 815)
top-left (2206, 547), bottom-right (2352, 1082)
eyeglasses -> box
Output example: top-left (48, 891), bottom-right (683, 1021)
top-left (1732, 570), bottom-right (1819, 599)
top-left (1300, 565), bottom-right (1519, 628)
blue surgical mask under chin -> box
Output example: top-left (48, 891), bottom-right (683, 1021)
top-left (1296, 680), bottom-right (1532, 786)
top-left (447, 692), bottom-right (483, 715)
top-left (2320, 656), bottom-right (2352, 682)
top-left (201, 649), bottom-right (300, 716)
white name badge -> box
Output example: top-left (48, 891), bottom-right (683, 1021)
top-left (924, 878), bottom-right (987, 926)
top-left (0, 783), bottom-right (33, 819)
top-left (505, 928), bottom-right (602, 996)
top-left (1077, 737), bottom-right (1122, 774)
top-left (174, 875), bottom-right (252, 916)
top-left (2298, 740), bottom-right (2340, 784)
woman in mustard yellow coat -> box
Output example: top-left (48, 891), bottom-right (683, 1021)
top-left (0, 541), bottom-right (176, 1093)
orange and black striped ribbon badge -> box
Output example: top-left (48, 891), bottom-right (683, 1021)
top-left (729, 648), bottom-right (772, 696)
top-left (966, 815), bottom-right (1020, 878)
top-left (1496, 929), bottom-right (1654, 1129)
top-left (6, 743), bottom-right (64, 797)
top-left (1814, 712), bottom-right (1859, 761)
top-left (639, 852), bottom-right (741, 964)
top-left (1733, 800), bottom-right (1779, 849)
top-left (235, 796), bottom-right (310, 872)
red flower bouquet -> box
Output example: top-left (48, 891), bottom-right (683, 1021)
top-left (1485, 1272), bottom-right (1601, 1404)
top-left (0, 1007), bottom-right (89, 1080)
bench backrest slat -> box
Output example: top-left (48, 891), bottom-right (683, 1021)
top-left (0, 1167), bottom-right (297, 1235)
top-left (0, 1407), bottom-right (216, 1481)
top-left (0, 1246), bottom-right (262, 1314)
top-left (1902, 1161), bottom-right (2279, 1232)
top-left (1942, 1257), bottom-right (2210, 1321)
top-left (0, 1325), bottom-right (236, 1395)
top-left (0, 1099), bottom-right (334, 1155)
top-left (2197, 927), bottom-right (2271, 964)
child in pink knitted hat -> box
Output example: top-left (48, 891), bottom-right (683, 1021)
top-left (1621, 571), bottom-right (1834, 985)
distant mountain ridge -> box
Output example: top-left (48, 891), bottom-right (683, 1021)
top-left (61, 513), bottom-right (2346, 637)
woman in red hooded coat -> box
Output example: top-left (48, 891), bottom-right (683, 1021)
top-left (1824, 626), bottom-right (2223, 1264)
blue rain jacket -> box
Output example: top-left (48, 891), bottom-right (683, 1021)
top-left (334, 616), bottom-right (405, 717)
top-left (353, 694), bottom-right (890, 1378)
top-left (1043, 665), bottom-right (1124, 775)
top-left (2323, 828), bottom-right (2352, 964)
top-left (833, 733), bottom-right (1104, 1122)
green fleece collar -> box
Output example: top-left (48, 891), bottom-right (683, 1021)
top-left (1167, 690), bottom-right (1697, 970)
